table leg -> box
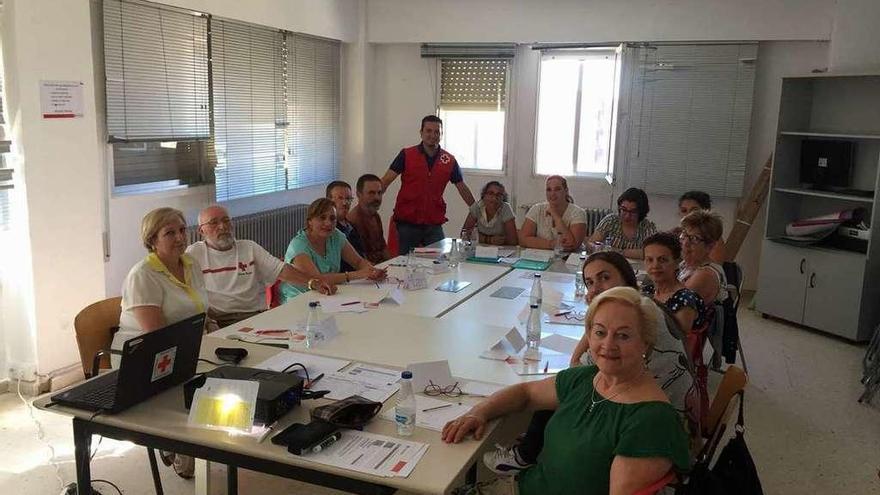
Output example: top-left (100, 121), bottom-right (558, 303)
top-left (72, 418), bottom-right (92, 495)
top-left (227, 465), bottom-right (238, 495)
top-left (146, 449), bottom-right (164, 495)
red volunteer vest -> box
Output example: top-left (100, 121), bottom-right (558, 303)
top-left (393, 145), bottom-right (455, 225)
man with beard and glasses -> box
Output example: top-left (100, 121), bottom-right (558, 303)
top-left (348, 174), bottom-right (391, 264)
top-left (326, 180), bottom-right (364, 272)
top-left (187, 205), bottom-right (336, 327)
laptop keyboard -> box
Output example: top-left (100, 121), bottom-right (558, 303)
top-left (52, 372), bottom-right (119, 411)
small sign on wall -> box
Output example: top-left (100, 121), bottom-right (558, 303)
top-left (40, 80), bottom-right (84, 119)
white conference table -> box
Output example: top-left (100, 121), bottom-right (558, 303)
top-left (274, 255), bottom-right (511, 319)
top-left (440, 267), bottom-right (587, 343)
top-left (36, 337), bottom-right (510, 495)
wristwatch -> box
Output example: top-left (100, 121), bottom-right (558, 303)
top-left (307, 278), bottom-right (319, 290)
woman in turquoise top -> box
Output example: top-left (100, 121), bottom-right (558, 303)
top-left (281, 198), bottom-right (386, 303)
top-left (443, 286), bottom-right (690, 495)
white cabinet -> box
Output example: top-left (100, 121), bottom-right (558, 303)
top-left (756, 74), bottom-right (880, 342)
top-left (757, 241), bottom-right (868, 340)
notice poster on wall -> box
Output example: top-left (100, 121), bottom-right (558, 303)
top-left (40, 80), bottom-right (84, 119)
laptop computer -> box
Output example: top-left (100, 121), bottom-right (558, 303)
top-left (52, 313), bottom-right (206, 414)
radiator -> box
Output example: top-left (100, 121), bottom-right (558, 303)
top-left (187, 204), bottom-right (310, 259)
top-left (584, 208), bottom-right (613, 235)
top-left (517, 203), bottom-right (612, 236)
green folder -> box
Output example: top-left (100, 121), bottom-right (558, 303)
top-left (513, 259), bottom-right (552, 271)
top-left (466, 256), bottom-right (502, 265)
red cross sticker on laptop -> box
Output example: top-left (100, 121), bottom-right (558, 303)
top-left (151, 346), bottom-right (178, 382)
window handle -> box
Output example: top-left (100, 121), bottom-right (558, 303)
top-left (809, 272), bottom-right (816, 288)
top-left (799, 258), bottom-right (805, 274)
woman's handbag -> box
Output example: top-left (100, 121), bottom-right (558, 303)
top-left (678, 391), bottom-right (763, 495)
top-left (309, 395), bottom-right (382, 429)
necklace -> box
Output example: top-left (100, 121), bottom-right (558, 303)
top-left (588, 368), bottom-right (646, 414)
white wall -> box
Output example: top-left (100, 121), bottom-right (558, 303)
top-left (367, 0), bottom-right (834, 43)
top-left (1, 0), bottom-right (362, 381)
top-left (828, 0), bottom-right (880, 72)
top-left (366, 40), bottom-right (830, 289)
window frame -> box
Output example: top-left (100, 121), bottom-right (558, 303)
top-left (532, 46), bottom-right (622, 182)
top-left (435, 57), bottom-right (512, 176)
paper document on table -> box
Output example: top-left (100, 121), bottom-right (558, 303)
top-left (497, 247), bottom-right (516, 258)
top-left (319, 295), bottom-right (369, 313)
top-left (540, 333), bottom-right (580, 355)
top-left (544, 308), bottom-right (586, 326)
top-left (520, 249), bottom-right (552, 262)
top-left (255, 351), bottom-right (350, 380)
top-left (380, 395), bottom-right (471, 431)
top-left (565, 253), bottom-right (582, 266)
top-left (461, 381), bottom-right (504, 397)
top-left (407, 360), bottom-right (453, 392)
top-left (518, 271), bottom-right (574, 285)
top-left (475, 245), bottom-right (499, 259)
top-left (507, 349), bottom-right (570, 376)
top-left (498, 256), bottom-right (520, 265)
top-left (319, 363), bottom-right (402, 403)
top-left (480, 326), bottom-right (526, 360)
top-left (226, 327), bottom-right (296, 346)
top-left (305, 429), bottom-right (429, 477)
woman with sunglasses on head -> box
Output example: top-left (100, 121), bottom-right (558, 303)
top-left (280, 198), bottom-right (387, 304)
top-left (461, 181), bottom-right (517, 245)
top-left (642, 231), bottom-right (710, 433)
top-left (588, 187), bottom-right (657, 259)
top-left (519, 175), bottom-right (587, 252)
top-left (443, 287), bottom-right (689, 495)
top-left (678, 190), bottom-right (726, 263)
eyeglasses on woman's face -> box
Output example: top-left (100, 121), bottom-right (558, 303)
top-left (678, 232), bottom-right (705, 245)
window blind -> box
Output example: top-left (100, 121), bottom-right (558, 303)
top-left (0, 15), bottom-right (12, 230)
top-left (287, 33), bottom-right (340, 190)
top-left (103, 0), bottom-right (210, 142)
top-left (440, 59), bottom-right (508, 111)
top-left (212, 19), bottom-right (287, 201)
top-left (621, 44), bottom-right (757, 198)
top-left (421, 43), bottom-right (516, 59)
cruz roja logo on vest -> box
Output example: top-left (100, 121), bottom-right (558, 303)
top-left (151, 346), bottom-right (177, 382)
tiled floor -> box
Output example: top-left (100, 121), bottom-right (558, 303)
top-left (0, 304), bottom-right (878, 494)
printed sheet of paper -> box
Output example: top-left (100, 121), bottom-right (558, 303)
top-left (475, 245), bottom-right (499, 259)
top-left (320, 363), bottom-right (402, 403)
top-left (305, 430), bottom-right (429, 478)
top-left (380, 395), bottom-right (472, 431)
top-left (318, 295), bottom-right (369, 313)
top-left (187, 378), bottom-right (259, 432)
top-left (255, 351), bottom-right (350, 380)
top-left (520, 249), bottom-right (552, 262)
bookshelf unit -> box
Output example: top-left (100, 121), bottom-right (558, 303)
top-left (756, 74), bottom-right (880, 341)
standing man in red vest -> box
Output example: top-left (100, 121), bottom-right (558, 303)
top-left (381, 115), bottom-right (475, 255)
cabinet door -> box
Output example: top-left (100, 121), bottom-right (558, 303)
top-left (756, 241), bottom-right (808, 324)
top-left (802, 250), bottom-right (865, 339)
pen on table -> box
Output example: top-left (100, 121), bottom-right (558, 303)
top-left (375, 281), bottom-right (381, 289)
top-left (258, 420), bottom-right (279, 443)
top-left (543, 360), bottom-right (549, 373)
top-left (554, 310), bottom-right (571, 317)
top-left (306, 373), bottom-right (325, 389)
top-left (422, 403), bottom-right (455, 412)
top-left (341, 300), bottom-right (361, 306)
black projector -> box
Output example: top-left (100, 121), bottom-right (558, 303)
top-left (183, 365), bottom-right (304, 426)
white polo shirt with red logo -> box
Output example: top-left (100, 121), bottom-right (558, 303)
top-left (186, 239), bottom-right (285, 313)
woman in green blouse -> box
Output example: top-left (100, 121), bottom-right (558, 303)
top-left (442, 286), bottom-right (689, 495)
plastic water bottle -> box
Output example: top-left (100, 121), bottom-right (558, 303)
top-left (448, 239), bottom-right (460, 268)
top-left (395, 371), bottom-right (416, 436)
top-left (574, 254), bottom-right (587, 299)
top-left (553, 232), bottom-right (564, 259)
top-left (529, 273), bottom-right (543, 306)
top-left (406, 248), bottom-right (415, 268)
top-left (304, 301), bottom-right (321, 348)
top-left (525, 304), bottom-right (542, 361)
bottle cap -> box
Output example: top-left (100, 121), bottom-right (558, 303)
top-left (401, 370), bottom-right (412, 379)
top-left (534, 273), bottom-right (541, 278)
top-left (530, 303), bottom-right (539, 309)
top-left (309, 301), bottom-right (319, 308)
